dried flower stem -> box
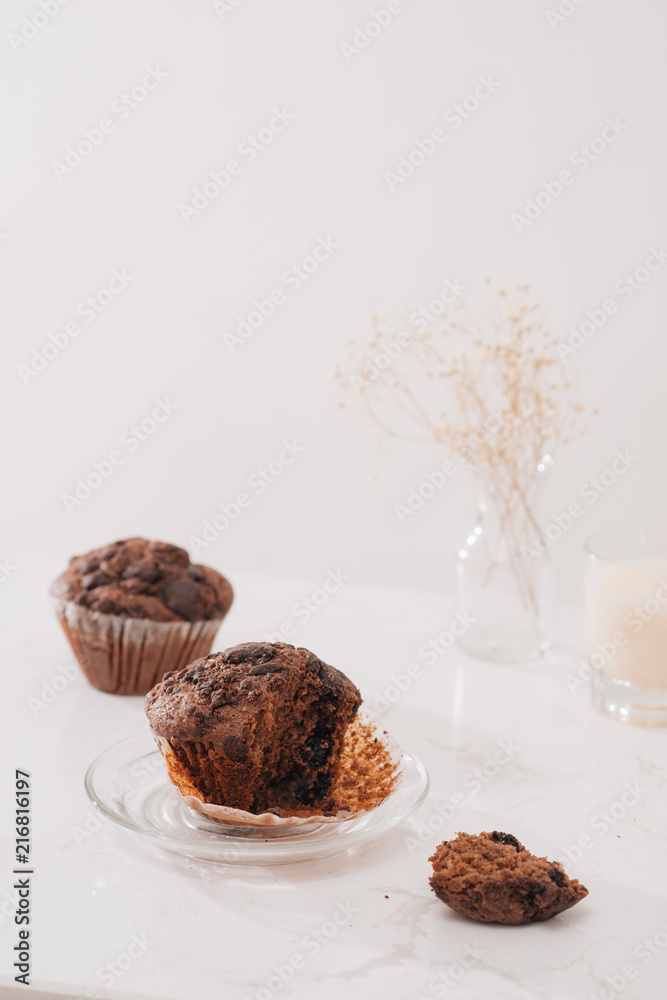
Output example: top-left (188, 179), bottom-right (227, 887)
top-left (335, 283), bottom-right (594, 620)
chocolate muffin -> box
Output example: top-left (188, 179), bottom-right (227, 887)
top-left (51, 538), bottom-right (233, 695)
top-left (429, 831), bottom-right (588, 924)
top-left (145, 641), bottom-right (362, 816)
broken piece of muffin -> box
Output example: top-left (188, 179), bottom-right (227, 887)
top-left (429, 831), bottom-right (588, 924)
top-left (145, 641), bottom-right (363, 816)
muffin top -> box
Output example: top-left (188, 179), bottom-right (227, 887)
top-left (145, 641), bottom-right (362, 744)
top-left (50, 538), bottom-right (233, 622)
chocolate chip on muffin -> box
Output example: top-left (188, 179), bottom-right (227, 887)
top-left (429, 831), bottom-right (588, 924)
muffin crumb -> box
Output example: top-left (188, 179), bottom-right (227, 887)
top-left (429, 831), bottom-right (588, 924)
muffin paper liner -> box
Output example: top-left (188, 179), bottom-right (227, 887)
top-left (52, 598), bottom-right (225, 696)
top-left (183, 794), bottom-right (360, 827)
top-left (152, 716), bottom-right (402, 827)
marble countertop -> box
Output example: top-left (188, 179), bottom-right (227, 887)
top-left (1, 556), bottom-right (666, 1000)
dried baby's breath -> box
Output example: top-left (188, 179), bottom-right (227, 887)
top-left (335, 284), bottom-right (594, 616)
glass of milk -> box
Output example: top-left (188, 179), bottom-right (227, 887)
top-left (585, 528), bottom-right (667, 725)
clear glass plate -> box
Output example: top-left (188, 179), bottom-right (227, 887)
top-left (84, 732), bottom-right (430, 865)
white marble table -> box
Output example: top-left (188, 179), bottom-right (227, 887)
top-left (1, 556), bottom-right (666, 1000)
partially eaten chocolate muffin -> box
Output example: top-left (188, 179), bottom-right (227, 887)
top-left (429, 831), bottom-right (588, 924)
top-left (145, 642), bottom-right (362, 816)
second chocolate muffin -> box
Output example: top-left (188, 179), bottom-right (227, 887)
top-left (51, 538), bottom-right (233, 695)
top-left (145, 641), bottom-right (362, 815)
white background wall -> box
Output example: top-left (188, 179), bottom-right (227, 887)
top-left (2, 0), bottom-right (665, 602)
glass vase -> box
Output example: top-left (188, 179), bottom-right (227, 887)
top-left (455, 458), bottom-right (556, 661)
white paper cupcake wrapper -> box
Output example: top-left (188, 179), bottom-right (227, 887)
top-left (182, 792), bottom-right (362, 827)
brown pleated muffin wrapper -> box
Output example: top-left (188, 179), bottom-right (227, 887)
top-left (152, 715), bottom-right (402, 827)
top-left (52, 598), bottom-right (225, 696)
